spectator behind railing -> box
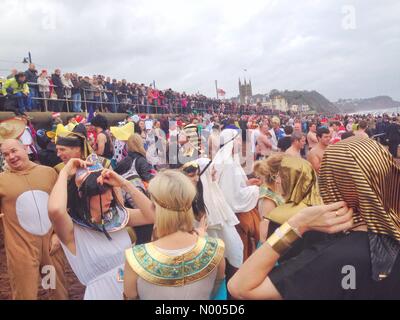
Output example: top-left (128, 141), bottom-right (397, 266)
top-left (7, 68), bottom-right (18, 80)
top-left (138, 83), bottom-right (146, 110)
top-left (93, 79), bottom-right (104, 111)
top-left (71, 73), bottom-right (82, 113)
top-left (51, 69), bottom-right (64, 112)
top-left (61, 73), bottom-right (73, 103)
top-left (1, 67), bottom-right (286, 115)
top-left (104, 77), bottom-right (118, 113)
top-left (24, 63), bottom-right (38, 110)
top-left (37, 70), bottom-right (50, 111)
top-left (80, 76), bottom-right (94, 113)
top-left (1, 72), bottom-right (30, 113)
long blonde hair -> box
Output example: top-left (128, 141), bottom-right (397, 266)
top-left (148, 170), bottom-right (196, 239)
top-left (127, 133), bottom-right (146, 157)
top-left (253, 153), bottom-right (285, 186)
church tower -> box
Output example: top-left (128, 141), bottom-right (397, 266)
top-left (239, 78), bottom-right (253, 104)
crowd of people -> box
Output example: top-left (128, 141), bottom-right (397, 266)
top-left (0, 64), bottom-right (261, 115)
top-left (0, 97), bottom-right (399, 300)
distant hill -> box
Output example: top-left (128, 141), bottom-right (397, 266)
top-left (335, 96), bottom-right (400, 113)
top-left (269, 90), bottom-right (341, 114)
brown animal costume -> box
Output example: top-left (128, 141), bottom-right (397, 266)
top-left (0, 164), bottom-right (68, 299)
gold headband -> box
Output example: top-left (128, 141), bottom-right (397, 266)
top-left (181, 161), bottom-right (199, 171)
top-left (150, 193), bottom-right (192, 213)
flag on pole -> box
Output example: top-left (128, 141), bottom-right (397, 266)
top-left (217, 88), bottom-right (226, 97)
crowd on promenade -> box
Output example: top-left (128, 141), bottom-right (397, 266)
top-left (0, 64), bottom-right (260, 115)
top-left (0, 67), bottom-right (399, 301)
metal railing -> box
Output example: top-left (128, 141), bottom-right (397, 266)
top-left (1, 81), bottom-right (297, 116)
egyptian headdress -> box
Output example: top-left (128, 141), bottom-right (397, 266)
top-left (54, 123), bottom-right (93, 159)
top-left (67, 154), bottom-right (129, 239)
top-left (213, 129), bottom-right (259, 213)
top-left (180, 160), bottom-right (208, 220)
top-left (319, 137), bottom-right (400, 280)
top-left (267, 156), bottom-right (323, 224)
top-left (49, 124), bottom-right (95, 172)
top-left (181, 123), bottom-right (202, 158)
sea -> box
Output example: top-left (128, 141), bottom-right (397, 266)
top-left (349, 107), bottom-right (399, 115)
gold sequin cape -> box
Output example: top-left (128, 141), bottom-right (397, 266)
top-left (125, 236), bottom-right (225, 286)
top-left (266, 156), bottom-right (322, 224)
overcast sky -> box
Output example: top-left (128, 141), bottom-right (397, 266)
top-left (1, 0), bottom-right (399, 101)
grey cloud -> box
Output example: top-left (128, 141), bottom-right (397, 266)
top-left (0, 0), bottom-right (399, 101)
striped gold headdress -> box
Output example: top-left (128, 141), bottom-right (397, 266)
top-left (266, 156), bottom-right (323, 224)
top-left (319, 137), bottom-right (400, 280)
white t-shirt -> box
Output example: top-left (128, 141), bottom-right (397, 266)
top-left (19, 128), bottom-right (33, 154)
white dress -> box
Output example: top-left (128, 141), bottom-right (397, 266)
top-left (61, 224), bottom-right (132, 300)
top-left (137, 245), bottom-right (217, 300)
top-left (196, 158), bottom-right (244, 268)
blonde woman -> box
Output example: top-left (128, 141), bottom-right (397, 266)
top-left (115, 133), bottom-right (155, 244)
top-left (124, 170), bottom-right (226, 300)
top-left (115, 133), bottom-right (154, 183)
top-left (253, 154), bottom-right (285, 244)
top-left (254, 154), bottom-right (323, 262)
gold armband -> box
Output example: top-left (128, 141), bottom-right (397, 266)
top-left (123, 292), bottom-right (140, 300)
top-left (266, 222), bottom-right (301, 256)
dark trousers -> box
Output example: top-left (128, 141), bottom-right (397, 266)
top-left (51, 92), bottom-right (64, 112)
top-left (27, 87), bottom-right (38, 110)
top-left (389, 142), bottom-right (399, 158)
top-left (13, 93), bottom-right (29, 113)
